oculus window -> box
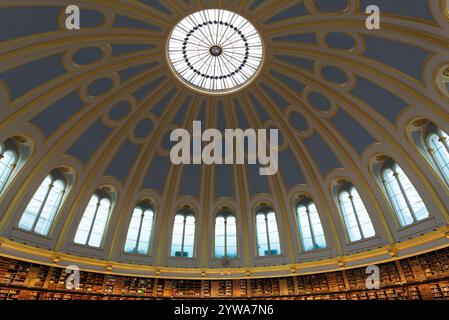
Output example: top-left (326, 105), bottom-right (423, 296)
top-left (167, 9), bottom-right (263, 94)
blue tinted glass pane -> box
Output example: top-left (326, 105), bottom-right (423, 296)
top-left (351, 187), bottom-right (375, 238)
top-left (74, 195), bottom-right (99, 245)
top-left (395, 165), bottom-right (429, 221)
top-left (124, 208), bottom-right (143, 253)
top-left (34, 179), bottom-right (65, 235)
top-left (338, 190), bottom-right (362, 242)
top-left (267, 212), bottom-right (281, 254)
top-left (18, 175), bottom-right (52, 231)
top-left (384, 168), bottom-right (413, 226)
top-left (297, 205), bottom-right (314, 251)
top-left (87, 198), bottom-right (111, 247)
top-left (256, 214), bottom-right (268, 256)
top-left (0, 150), bottom-right (16, 194)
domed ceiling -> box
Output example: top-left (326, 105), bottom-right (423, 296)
top-left (0, 0), bottom-right (449, 278)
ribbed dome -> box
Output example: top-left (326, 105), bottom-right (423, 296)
top-left (0, 0), bottom-right (449, 278)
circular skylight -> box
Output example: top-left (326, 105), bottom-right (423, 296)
top-left (167, 9), bottom-right (264, 94)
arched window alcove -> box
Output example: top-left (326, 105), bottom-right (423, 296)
top-left (336, 183), bottom-right (376, 243)
top-left (214, 207), bottom-right (237, 259)
top-left (18, 169), bottom-right (72, 236)
top-left (376, 157), bottom-right (429, 227)
top-left (255, 205), bottom-right (281, 257)
top-left (0, 136), bottom-right (30, 197)
top-left (170, 207), bottom-right (196, 258)
top-left (124, 200), bottom-right (155, 255)
top-left (295, 197), bottom-right (327, 252)
top-left (74, 188), bottom-right (115, 248)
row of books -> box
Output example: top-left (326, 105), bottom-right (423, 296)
top-left (2, 246), bottom-right (449, 299)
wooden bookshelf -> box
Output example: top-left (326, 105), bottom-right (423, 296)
top-left (3, 247), bottom-right (449, 299)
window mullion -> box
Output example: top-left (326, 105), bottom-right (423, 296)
top-left (349, 195), bottom-right (364, 239)
top-left (0, 160), bottom-right (16, 194)
top-left (264, 214), bottom-right (271, 254)
top-left (135, 211), bottom-right (145, 253)
top-left (86, 201), bottom-right (101, 245)
top-left (224, 218), bottom-right (228, 257)
top-left (428, 142), bottom-right (449, 185)
top-left (439, 135), bottom-right (449, 182)
top-left (181, 216), bottom-right (187, 255)
top-left (305, 206), bottom-right (317, 249)
top-left (393, 171), bottom-right (417, 222)
top-left (32, 181), bottom-right (53, 231)
top-left (46, 187), bottom-right (65, 233)
top-left (438, 132), bottom-right (449, 155)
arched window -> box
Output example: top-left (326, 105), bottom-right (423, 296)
top-left (338, 185), bottom-right (375, 242)
top-left (18, 172), bottom-right (67, 236)
top-left (170, 209), bottom-right (195, 258)
top-left (255, 207), bottom-right (281, 256)
top-left (124, 202), bottom-right (154, 255)
top-left (214, 209), bottom-right (237, 258)
top-left (427, 129), bottom-right (449, 186)
top-left (0, 144), bottom-right (18, 195)
top-left (296, 200), bottom-right (326, 251)
top-left (382, 162), bottom-right (429, 227)
top-left (74, 192), bottom-right (112, 248)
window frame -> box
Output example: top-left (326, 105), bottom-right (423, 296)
top-left (380, 161), bottom-right (429, 227)
top-left (337, 184), bottom-right (376, 243)
top-left (295, 198), bottom-right (327, 252)
top-left (255, 206), bottom-right (281, 257)
top-left (74, 190), bottom-right (113, 248)
top-left (0, 143), bottom-right (19, 195)
top-left (170, 209), bottom-right (196, 258)
top-left (214, 209), bottom-right (238, 259)
top-left (17, 171), bottom-right (67, 236)
top-left (426, 128), bottom-right (449, 187)
top-left (124, 201), bottom-right (155, 255)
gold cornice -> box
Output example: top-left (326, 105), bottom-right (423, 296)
top-left (1, 226), bottom-right (449, 280)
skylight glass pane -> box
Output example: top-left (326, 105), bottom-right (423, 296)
top-left (168, 9), bottom-right (263, 94)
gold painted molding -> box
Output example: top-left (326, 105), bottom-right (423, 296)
top-left (1, 226), bottom-right (449, 280)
